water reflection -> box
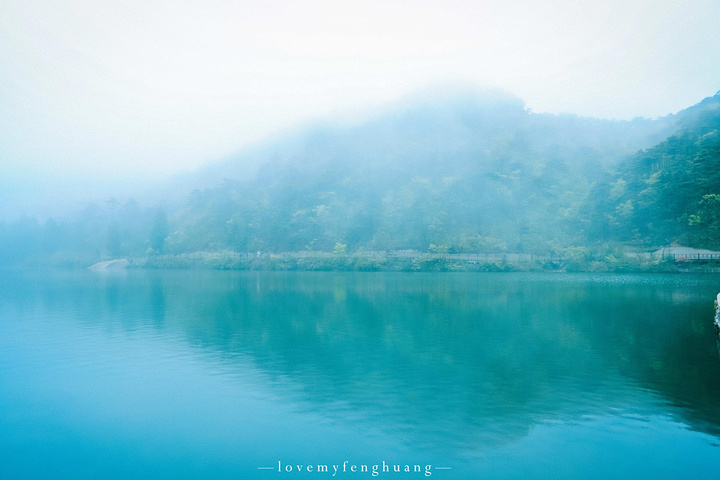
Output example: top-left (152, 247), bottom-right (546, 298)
top-left (3, 270), bottom-right (720, 456)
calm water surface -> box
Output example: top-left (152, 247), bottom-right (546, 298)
top-left (1, 271), bottom-right (720, 479)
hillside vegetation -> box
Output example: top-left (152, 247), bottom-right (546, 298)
top-left (2, 89), bottom-right (719, 269)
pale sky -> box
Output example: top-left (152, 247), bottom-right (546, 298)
top-left (1, 0), bottom-right (719, 181)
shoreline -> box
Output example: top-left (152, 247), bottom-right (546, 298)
top-left (11, 250), bottom-right (720, 274)
top-left (124, 251), bottom-right (720, 273)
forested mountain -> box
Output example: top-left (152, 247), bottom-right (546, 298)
top-left (162, 90), bottom-right (673, 254)
top-left (587, 93), bottom-right (720, 248)
top-left (2, 88), bottom-right (719, 267)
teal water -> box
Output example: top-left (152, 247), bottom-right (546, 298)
top-left (1, 271), bottom-right (720, 479)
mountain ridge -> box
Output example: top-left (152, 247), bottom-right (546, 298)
top-left (2, 88), bottom-right (720, 267)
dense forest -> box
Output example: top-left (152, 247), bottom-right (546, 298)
top-left (1, 89), bottom-right (719, 269)
top-left (588, 94), bottom-right (720, 248)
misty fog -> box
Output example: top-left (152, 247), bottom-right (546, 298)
top-left (1, 0), bottom-right (720, 270)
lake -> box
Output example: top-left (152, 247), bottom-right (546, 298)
top-left (1, 270), bottom-right (720, 479)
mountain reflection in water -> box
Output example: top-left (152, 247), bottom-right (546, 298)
top-left (1, 271), bottom-right (720, 478)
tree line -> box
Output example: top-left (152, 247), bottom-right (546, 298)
top-left (2, 90), bottom-right (719, 268)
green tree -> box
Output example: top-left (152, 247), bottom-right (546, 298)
top-left (107, 224), bottom-right (122, 257)
top-left (688, 194), bottom-right (720, 248)
top-left (151, 210), bottom-right (169, 254)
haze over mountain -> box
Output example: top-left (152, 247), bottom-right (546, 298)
top-left (2, 86), bottom-right (720, 268)
top-left (589, 92), bottom-right (720, 248)
top-left (3, 0), bottom-right (719, 227)
top-left (162, 88), bottom-right (669, 251)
